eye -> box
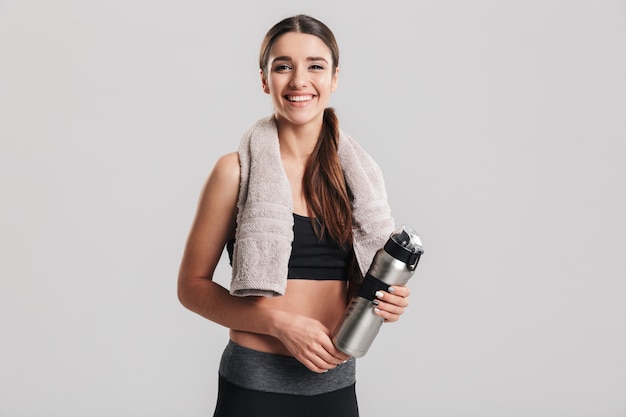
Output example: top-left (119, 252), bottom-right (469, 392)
top-left (273, 64), bottom-right (292, 72)
top-left (309, 64), bottom-right (325, 71)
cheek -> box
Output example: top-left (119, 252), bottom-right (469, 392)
top-left (267, 75), bottom-right (287, 91)
top-left (316, 76), bottom-right (335, 93)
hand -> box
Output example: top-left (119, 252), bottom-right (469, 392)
top-left (372, 285), bottom-right (410, 323)
top-left (273, 312), bottom-right (350, 373)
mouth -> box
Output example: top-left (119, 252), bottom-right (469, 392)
top-left (285, 94), bottom-right (314, 102)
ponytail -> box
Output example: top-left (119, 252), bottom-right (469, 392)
top-left (303, 108), bottom-right (353, 245)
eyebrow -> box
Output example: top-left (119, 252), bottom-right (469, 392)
top-left (271, 56), bottom-right (330, 64)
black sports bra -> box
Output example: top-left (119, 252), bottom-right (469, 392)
top-left (226, 213), bottom-right (352, 281)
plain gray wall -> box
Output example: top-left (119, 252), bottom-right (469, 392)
top-left (1, 0), bottom-right (625, 416)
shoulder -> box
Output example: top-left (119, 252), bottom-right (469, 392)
top-left (209, 152), bottom-right (240, 186)
top-left (193, 152), bottom-right (240, 226)
top-left (196, 152), bottom-right (240, 208)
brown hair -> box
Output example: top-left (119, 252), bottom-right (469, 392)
top-left (259, 15), bottom-right (352, 244)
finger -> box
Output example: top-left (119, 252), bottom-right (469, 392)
top-left (301, 350), bottom-right (343, 373)
top-left (373, 304), bottom-right (402, 323)
top-left (375, 290), bottom-right (410, 308)
top-left (372, 299), bottom-right (405, 316)
top-left (317, 341), bottom-right (351, 364)
top-left (388, 285), bottom-right (411, 298)
top-left (299, 337), bottom-right (349, 367)
top-left (317, 335), bottom-right (349, 360)
top-left (299, 357), bottom-right (331, 374)
top-left (296, 342), bottom-right (338, 373)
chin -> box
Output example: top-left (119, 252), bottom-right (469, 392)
top-left (279, 110), bottom-right (325, 126)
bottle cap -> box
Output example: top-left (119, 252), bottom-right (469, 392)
top-left (384, 225), bottom-right (424, 271)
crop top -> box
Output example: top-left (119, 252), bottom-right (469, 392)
top-left (226, 213), bottom-right (352, 280)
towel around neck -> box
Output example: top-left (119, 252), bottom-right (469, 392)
top-left (231, 115), bottom-right (395, 297)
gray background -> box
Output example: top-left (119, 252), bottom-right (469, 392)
top-left (1, 0), bottom-right (625, 416)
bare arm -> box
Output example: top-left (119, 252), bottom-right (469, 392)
top-left (176, 153), bottom-right (348, 372)
top-left (177, 152), bottom-right (281, 335)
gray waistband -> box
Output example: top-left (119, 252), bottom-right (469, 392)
top-left (218, 340), bottom-right (356, 396)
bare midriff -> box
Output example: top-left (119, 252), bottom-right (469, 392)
top-left (230, 279), bottom-right (349, 356)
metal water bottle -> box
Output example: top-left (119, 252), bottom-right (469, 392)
top-left (333, 225), bottom-right (424, 358)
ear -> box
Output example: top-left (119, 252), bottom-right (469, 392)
top-left (260, 69), bottom-right (270, 94)
top-left (331, 67), bottom-right (339, 92)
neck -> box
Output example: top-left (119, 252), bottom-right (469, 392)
top-left (275, 115), bottom-right (322, 162)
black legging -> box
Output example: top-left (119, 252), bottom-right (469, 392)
top-left (213, 375), bottom-right (360, 417)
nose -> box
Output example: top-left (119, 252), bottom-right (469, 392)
top-left (289, 67), bottom-right (307, 89)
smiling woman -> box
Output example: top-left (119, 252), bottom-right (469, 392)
top-left (177, 14), bottom-right (410, 417)
top-left (261, 32), bottom-right (338, 128)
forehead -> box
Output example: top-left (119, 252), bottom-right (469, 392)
top-left (269, 32), bottom-right (332, 60)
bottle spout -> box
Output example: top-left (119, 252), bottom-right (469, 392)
top-left (388, 225), bottom-right (424, 270)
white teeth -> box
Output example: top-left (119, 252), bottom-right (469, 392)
top-left (287, 95), bottom-right (312, 102)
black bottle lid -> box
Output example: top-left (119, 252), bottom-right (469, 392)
top-left (383, 225), bottom-right (424, 271)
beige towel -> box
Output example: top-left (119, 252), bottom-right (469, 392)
top-left (231, 115), bottom-right (395, 297)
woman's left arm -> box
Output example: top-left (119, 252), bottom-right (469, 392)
top-left (372, 285), bottom-right (411, 323)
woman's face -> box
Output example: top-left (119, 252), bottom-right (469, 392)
top-left (261, 32), bottom-right (338, 128)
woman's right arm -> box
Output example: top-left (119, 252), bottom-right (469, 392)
top-left (177, 152), bottom-right (279, 335)
top-left (177, 152), bottom-right (349, 372)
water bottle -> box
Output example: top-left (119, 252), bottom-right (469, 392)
top-left (332, 225), bottom-right (424, 358)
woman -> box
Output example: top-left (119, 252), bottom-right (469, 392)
top-left (177, 14), bottom-right (410, 417)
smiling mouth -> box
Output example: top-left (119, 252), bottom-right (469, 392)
top-left (286, 95), bottom-right (313, 102)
